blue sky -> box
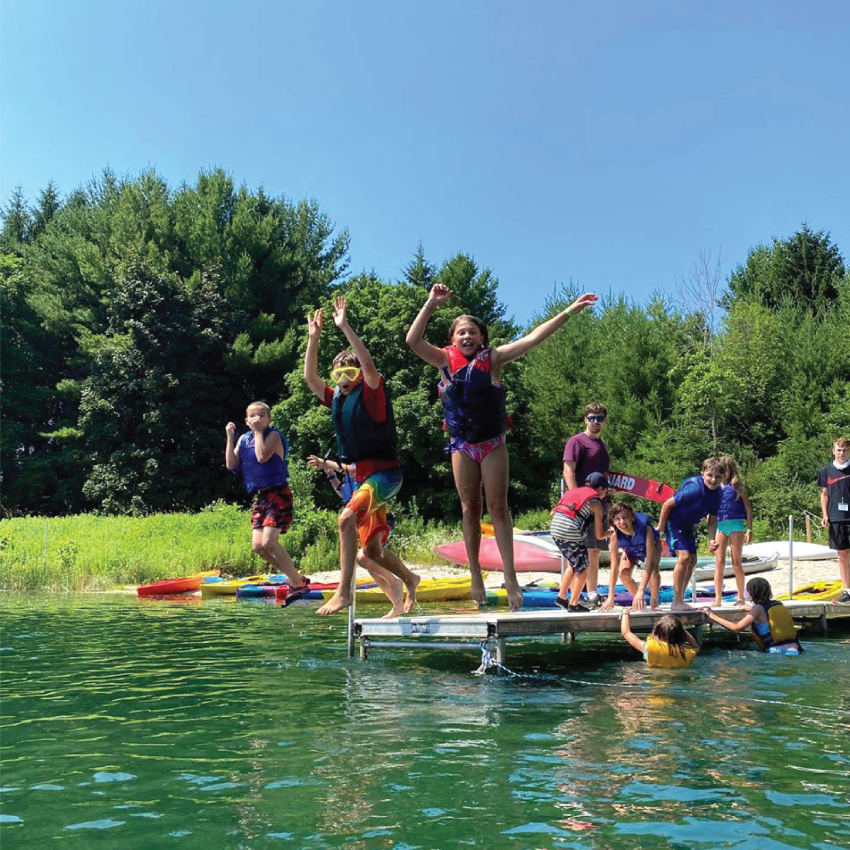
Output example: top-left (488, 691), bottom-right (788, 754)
top-left (2, 0), bottom-right (848, 324)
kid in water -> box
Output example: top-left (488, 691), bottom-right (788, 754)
top-left (406, 283), bottom-right (597, 611)
top-left (706, 577), bottom-right (803, 655)
top-left (620, 609), bottom-right (699, 668)
top-left (304, 297), bottom-right (420, 617)
top-left (657, 458), bottom-right (723, 612)
top-left (607, 501), bottom-right (662, 611)
top-left (225, 402), bottom-right (311, 599)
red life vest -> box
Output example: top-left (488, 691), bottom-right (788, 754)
top-left (552, 486), bottom-right (599, 519)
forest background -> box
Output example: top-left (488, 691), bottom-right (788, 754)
top-left (2, 169), bottom-right (848, 587)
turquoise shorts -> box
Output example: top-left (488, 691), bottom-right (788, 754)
top-left (717, 519), bottom-right (747, 536)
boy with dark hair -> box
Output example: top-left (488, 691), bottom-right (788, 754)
top-left (303, 296), bottom-right (420, 616)
top-left (819, 437), bottom-right (850, 603)
top-left (225, 401), bottom-right (310, 594)
top-left (656, 458), bottom-right (723, 612)
top-left (563, 402), bottom-right (610, 606)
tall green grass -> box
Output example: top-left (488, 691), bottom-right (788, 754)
top-left (0, 503), bottom-right (465, 592)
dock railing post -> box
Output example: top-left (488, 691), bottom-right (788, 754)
top-left (788, 515), bottom-right (794, 601)
top-left (347, 567), bottom-right (357, 659)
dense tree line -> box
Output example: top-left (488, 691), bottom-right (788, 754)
top-left (2, 170), bottom-right (848, 537)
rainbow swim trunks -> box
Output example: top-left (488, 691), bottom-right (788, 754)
top-left (347, 467), bottom-right (403, 548)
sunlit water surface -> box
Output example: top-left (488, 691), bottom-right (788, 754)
top-left (1, 594), bottom-right (849, 849)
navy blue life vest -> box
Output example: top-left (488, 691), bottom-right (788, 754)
top-left (439, 346), bottom-right (507, 444)
top-left (718, 483), bottom-right (747, 521)
top-left (615, 512), bottom-right (659, 561)
top-left (331, 381), bottom-right (397, 464)
top-left (238, 428), bottom-right (289, 494)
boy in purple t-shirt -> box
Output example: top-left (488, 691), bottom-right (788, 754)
top-left (563, 402), bottom-right (610, 605)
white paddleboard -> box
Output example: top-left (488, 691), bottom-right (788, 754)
top-left (742, 541), bottom-right (838, 561)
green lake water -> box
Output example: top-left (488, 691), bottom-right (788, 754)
top-left (1, 594), bottom-right (849, 849)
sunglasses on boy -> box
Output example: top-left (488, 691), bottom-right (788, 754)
top-left (330, 366), bottom-right (362, 384)
top-left (586, 414), bottom-right (606, 423)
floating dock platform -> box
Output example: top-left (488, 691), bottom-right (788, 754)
top-left (353, 600), bottom-right (850, 666)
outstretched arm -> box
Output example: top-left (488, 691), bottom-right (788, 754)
top-left (620, 610), bottom-right (645, 654)
top-left (743, 492), bottom-right (754, 544)
top-left (405, 284), bottom-right (452, 369)
top-left (492, 292), bottom-right (597, 367)
top-left (656, 496), bottom-right (676, 536)
top-left (304, 309), bottom-right (328, 401)
top-left (333, 296), bottom-right (380, 389)
top-left (601, 532), bottom-right (620, 611)
top-left (706, 608), bottom-right (755, 632)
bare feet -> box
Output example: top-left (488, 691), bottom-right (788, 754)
top-left (381, 600), bottom-right (405, 619)
top-left (504, 580), bottom-right (523, 612)
top-left (707, 598), bottom-right (723, 608)
top-left (403, 572), bottom-right (421, 614)
top-left (670, 602), bottom-right (695, 612)
top-left (470, 570), bottom-right (487, 605)
top-left (316, 592), bottom-right (352, 615)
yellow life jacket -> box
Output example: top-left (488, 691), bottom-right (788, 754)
top-left (645, 635), bottom-right (698, 669)
top-left (751, 601), bottom-right (798, 651)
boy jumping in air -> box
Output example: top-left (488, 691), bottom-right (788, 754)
top-left (304, 296), bottom-right (420, 616)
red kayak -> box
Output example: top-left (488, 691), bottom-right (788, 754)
top-left (137, 569), bottom-right (221, 597)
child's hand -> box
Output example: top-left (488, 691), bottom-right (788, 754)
top-left (306, 455), bottom-right (324, 470)
top-left (566, 292), bottom-right (598, 315)
top-left (427, 283), bottom-right (453, 306)
top-left (307, 309), bottom-right (323, 339)
top-left (631, 595), bottom-right (645, 612)
top-left (744, 530), bottom-right (753, 544)
top-left (601, 598), bottom-right (615, 611)
top-left (225, 422), bottom-right (237, 437)
top-left (332, 296), bottom-right (348, 328)
top-left (709, 538), bottom-right (718, 553)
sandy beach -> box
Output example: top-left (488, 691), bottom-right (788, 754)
top-left (309, 556), bottom-right (842, 597)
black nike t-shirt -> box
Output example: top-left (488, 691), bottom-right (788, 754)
top-left (818, 463), bottom-right (850, 523)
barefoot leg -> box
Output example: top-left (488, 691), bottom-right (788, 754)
top-left (712, 533), bottom-right (728, 606)
top-left (452, 449), bottom-right (486, 604)
top-left (316, 509), bottom-right (357, 615)
top-left (481, 444), bottom-right (521, 610)
top-left (356, 548), bottom-right (404, 618)
top-left (373, 547), bottom-right (421, 613)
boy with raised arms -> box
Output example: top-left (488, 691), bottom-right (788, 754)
top-left (304, 296), bottom-right (420, 616)
top-left (225, 402), bottom-right (310, 594)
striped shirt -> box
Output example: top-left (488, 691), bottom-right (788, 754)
top-left (550, 499), bottom-right (600, 543)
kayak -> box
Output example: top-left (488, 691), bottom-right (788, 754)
top-left (200, 575), bottom-right (270, 597)
top-left (137, 570), bottom-right (220, 597)
top-left (742, 541), bottom-right (838, 561)
top-left (320, 576), bottom-right (475, 604)
top-left (777, 580), bottom-right (844, 602)
top-left (433, 537), bottom-right (561, 572)
top-left (230, 578), bottom-right (377, 600)
top-left (483, 584), bottom-right (735, 608)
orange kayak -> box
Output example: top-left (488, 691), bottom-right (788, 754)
top-left (137, 569), bottom-right (221, 597)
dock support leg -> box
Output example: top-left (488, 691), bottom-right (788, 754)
top-left (693, 624), bottom-right (704, 646)
top-left (819, 614), bottom-right (828, 635)
top-left (561, 631), bottom-right (575, 643)
top-left (360, 637), bottom-right (370, 660)
top-left (495, 638), bottom-right (507, 667)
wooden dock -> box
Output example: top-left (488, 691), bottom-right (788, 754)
top-left (353, 600), bottom-right (850, 666)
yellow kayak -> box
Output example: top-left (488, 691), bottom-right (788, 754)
top-left (777, 581), bottom-right (844, 602)
top-left (321, 575), bottom-right (476, 604)
top-left (200, 575), bottom-right (269, 597)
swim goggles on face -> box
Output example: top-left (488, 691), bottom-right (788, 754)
top-left (330, 366), bottom-right (361, 384)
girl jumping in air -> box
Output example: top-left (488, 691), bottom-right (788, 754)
top-left (406, 283), bottom-right (597, 611)
top-left (709, 455), bottom-right (754, 606)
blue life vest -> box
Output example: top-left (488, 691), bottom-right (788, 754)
top-left (237, 428), bottom-right (289, 494)
top-left (331, 382), bottom-right (397, 464)
top-left (718, 483), bottom-right (747, 521)
top-left (439, 346), bottom-right (507, 444)
top-left (671, 475), bottom-right (721, 527)
top-left (615, 512), bottom-right (659, 561)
